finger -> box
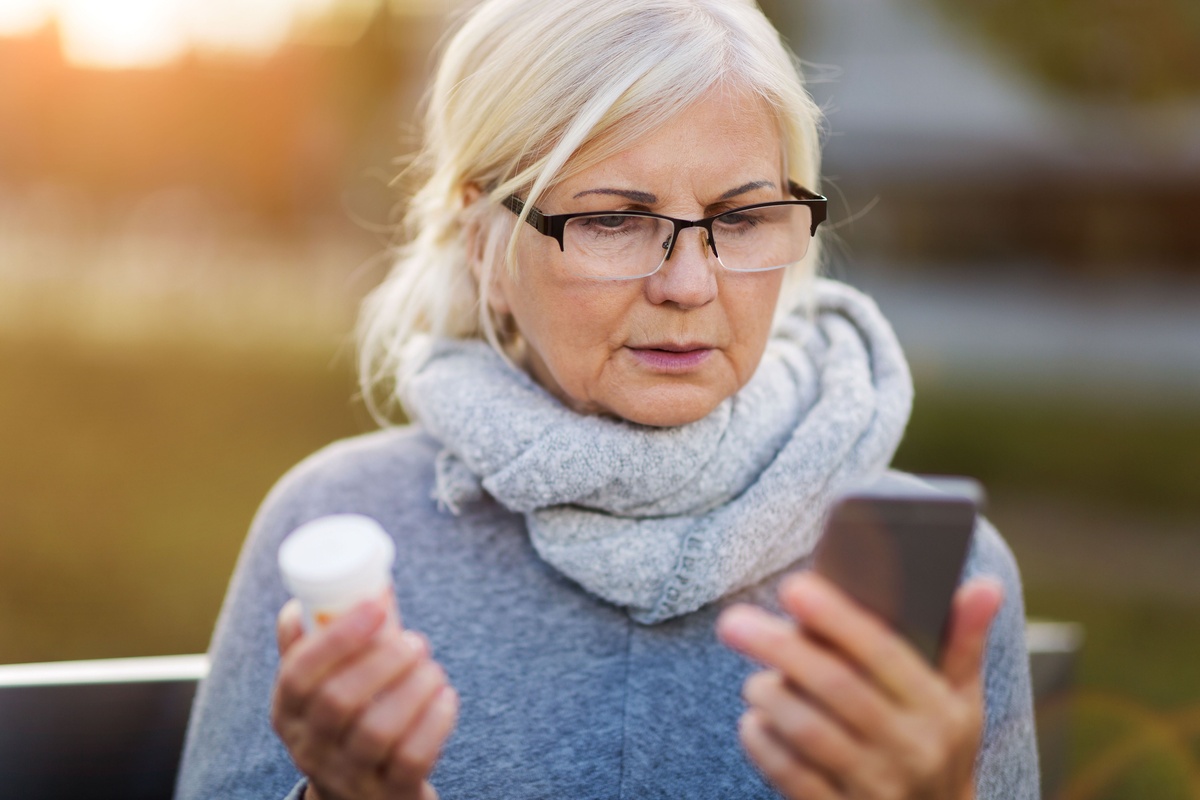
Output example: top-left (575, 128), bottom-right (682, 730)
top-left (742, 670), bottom-right (861, 779)
top-left (275, 599), bottom-right (388, 716)
top-left (778, 572), bottom-right (934, 706)
top-left (386, 686), bottom-right (460, 789)
top-left (351, 658), bottom-right (449, 770)
top-left (277, 599), bottom-right (305, 656)
top-left (307, 628), bottom-right (429, 743)
top-left (717, 603), bottom-right (893, 739)
top-left (939, 577), bottom-right (1004, 689)
top-left (739, 709), bottom-right (839, 800)
top-left (336, 631), bottom-right (432, 767)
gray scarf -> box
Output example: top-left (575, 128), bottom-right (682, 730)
top-left (404, 278), bottom-right (912, 623)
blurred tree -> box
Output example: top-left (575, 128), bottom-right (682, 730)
top-left (926, 0), bottom-right (1200, 104)
top-left (0, 3), bottom-right (432, 230)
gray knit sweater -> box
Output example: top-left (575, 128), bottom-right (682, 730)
top-left (175, 427), bottom-right (1040, 799)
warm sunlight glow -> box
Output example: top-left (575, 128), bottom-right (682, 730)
top-left (0, 0), bottom-right (51, 37)
top-left (57, 0), bottom-right (188, 69)
top-left (179, 0), bottom-right (296, 59)
top-left (0, 0), bottom-right (377, 69)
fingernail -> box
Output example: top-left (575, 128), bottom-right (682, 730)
top-left (780, 572), bottom-right (805, 594)
top-left (785, 574), bottom-right (821, 610)
top-left (401, 629), bottom-right (427, 656)
top-left (717, 606), bottom-right (760, 646)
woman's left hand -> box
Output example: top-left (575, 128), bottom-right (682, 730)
top-left (715, 573), bottom-right (1003, 800)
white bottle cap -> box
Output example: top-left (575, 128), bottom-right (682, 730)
top-left (278, 514), bottom-right (396, 628)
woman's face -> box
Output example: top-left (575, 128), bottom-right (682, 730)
top-left (490, 87), bottom-right (788, 427)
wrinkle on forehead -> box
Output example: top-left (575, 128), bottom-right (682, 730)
top-left (549, 84), bottom-right (783, 205)
top-left (561, 129), bottom-right (777, 222)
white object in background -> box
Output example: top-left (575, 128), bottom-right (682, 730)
top-left (278, 514), bottom-right (397, 631)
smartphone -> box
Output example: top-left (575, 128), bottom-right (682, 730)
top-left (812, 476), bottom-right (982, 664)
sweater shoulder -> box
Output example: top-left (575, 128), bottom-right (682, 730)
top-left (277, 424), bottom-right (438, 488)
top-left (255, 425), bottom-right (440, 525)
top-left (964, 515), bottom-right (1022, 595)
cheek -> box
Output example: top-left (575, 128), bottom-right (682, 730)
top-left (726, 273), bottom-right (785, 380)
top-left (504, 241), bottom-right (633, 393)
top-left (527, 294), bottom-right (628, 377)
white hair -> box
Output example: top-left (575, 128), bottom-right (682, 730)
top-left (358, 0), bottom-right (824, 419)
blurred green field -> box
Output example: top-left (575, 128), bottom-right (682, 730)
top-left (0, 333), bottom-right (369, 661)
top-left (897, 383), bottom-right (1200, 799)
top-left (2, 330), bottom-right (1198, 799)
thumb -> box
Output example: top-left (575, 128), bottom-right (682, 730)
top-left (939, 577), bottom-right (1004, 689)
top-left (276, 598), bottom-right (305, 656)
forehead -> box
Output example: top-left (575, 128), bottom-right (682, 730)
top-left (558, 87), bottom-right (783, 199)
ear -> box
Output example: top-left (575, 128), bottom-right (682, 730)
top-left (463, 183), bottom-right (485, 276)
top-left (462, 183), bottom-right (513, 317)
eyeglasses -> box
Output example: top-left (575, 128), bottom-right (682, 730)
top-left (503, 181), bottom-right (827, 280)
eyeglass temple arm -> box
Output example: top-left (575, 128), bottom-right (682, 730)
top-left (788, 180), bottom-right (828, 236)
top-left (502, 195), bottom-right (541, 229)
top-left (503, 195), bottom-right (568, 250)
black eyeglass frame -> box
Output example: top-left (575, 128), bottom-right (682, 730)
top-left (502, 180), bottom-right (828, 265)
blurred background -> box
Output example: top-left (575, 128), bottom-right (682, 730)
top-left (0, 0), bottom-right (1197, 797)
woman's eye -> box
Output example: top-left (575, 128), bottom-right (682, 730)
top-left (716, 210), bottom-right (763, 228)
top-left (578, 215), bottom-right (639, 235)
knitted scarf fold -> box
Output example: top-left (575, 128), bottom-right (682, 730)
top-left (404, 278), bottom-right (913, 623)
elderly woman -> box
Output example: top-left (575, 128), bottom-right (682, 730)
top-left (176, 0), bottom-right (1039, 798)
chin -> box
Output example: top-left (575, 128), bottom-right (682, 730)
top-left (607, 386), bottom-right (727, 428)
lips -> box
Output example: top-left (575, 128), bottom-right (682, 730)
top-left (627, 343), bottom-right (714, 373)
top-left (636, 342), bottom-right (710, 353)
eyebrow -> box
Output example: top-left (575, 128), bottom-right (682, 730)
top-left (718, 180), bottom-right (776, 200)
top-left (572, 180), bottom-right (777, 206)
top-left (572, 188), bottom-right (658, 204)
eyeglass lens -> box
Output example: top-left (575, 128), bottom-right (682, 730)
top-left (561, 204), bottom-right (812, 279)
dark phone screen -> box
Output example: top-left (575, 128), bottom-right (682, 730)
top-left (814, 495), bottom-right (976, 664)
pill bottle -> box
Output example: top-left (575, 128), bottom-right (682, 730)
top-left (278, 514), bottom-right (397, 631)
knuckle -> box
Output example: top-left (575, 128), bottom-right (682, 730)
top-left (402, 628), bottom-right (430, 654)
top-left (864, 760), bottom-right (909, 800)
top-left (952, 697), bottom-right (982, 735)
top-left (329, 634), bottom-right (366, 665)
top-left (777, 709), bottom-right (820, 751)
top-left (290, 740), bottom-right (322, 778)
top-left (321, 625), bottom-right (367, 658)
top-left (943, 705), bottom-right (969, 739)
top-left (416, 661), bottom-right (447, 692)
top-left (783, 769), bottom-right (824, 800)
top-left (354, 716), bottom-right (394, 758)
top-left (759, 750), bottom-right (817, 798)
top-left (392, 742), bottom-right (434, 778)
top-left (313, 683), bottom-right (358, 727)
top-left (909, 736), bottom-right (947, 780)
top-left (816, 663), bottom-right (855, 701)
top-left (426, 660), bottom-right (448, 684)
top-left (741, 670), bottom-right (771, 704)
top-left (386, 634), bottom-right (420, 667)
top-left (742, 711), bottom-right (819, 797)
top-left (276, 669), bottom-right (308, 705)
top-left (747, 733), bottom-right (786, 779)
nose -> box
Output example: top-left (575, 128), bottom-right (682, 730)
top-left (644, 227), bottom-right (717, 309)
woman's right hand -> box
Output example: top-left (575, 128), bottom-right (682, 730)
top-left (271, 597), bottom-right (459, 800)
